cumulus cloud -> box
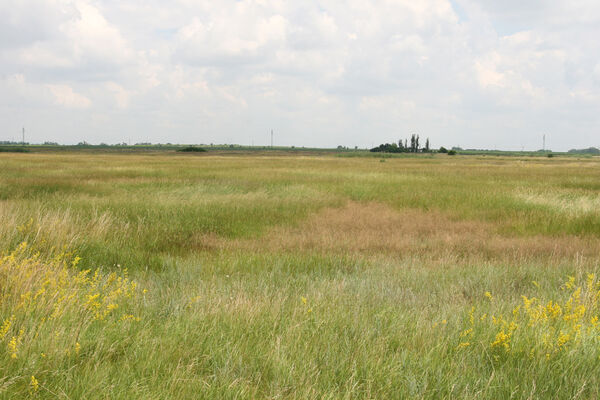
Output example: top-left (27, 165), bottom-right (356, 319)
top-left (0, 0), bottom-right (599, 149)
top-left (46, 83), bottom-right (91, 108)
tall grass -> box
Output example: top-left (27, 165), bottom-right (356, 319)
top-left (0, 152), bottom-right (599, 398)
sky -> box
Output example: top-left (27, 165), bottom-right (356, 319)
top-left (1, 0), bottom-right (599, 150)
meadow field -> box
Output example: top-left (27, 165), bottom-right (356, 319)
top-left (1, 151), bottom-right (600, 399)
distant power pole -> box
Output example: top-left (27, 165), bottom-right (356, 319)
top-left (271, 129), bottom-right (273, 148)
top-left (543, 134), bottom-right (546, 151)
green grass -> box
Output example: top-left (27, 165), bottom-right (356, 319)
top-left (1, 152), bottom-right (600, 398)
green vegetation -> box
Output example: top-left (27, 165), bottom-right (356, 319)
top-left (370, 134), bottom-right (430, 153)
top-left (568, 147), bottom-right (600, 155)
top-left (0, 146), bottom-right (29, 153)
top-left (177, 146), bottom-right (207, 152)
top-left (1, 152), bottom-right (600, 398)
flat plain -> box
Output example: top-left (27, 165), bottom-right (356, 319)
top-left (1, 151), bottom-right (600, 399)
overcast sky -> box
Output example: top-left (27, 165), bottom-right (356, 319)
top-left (1, 0), bottom-right (599, 150)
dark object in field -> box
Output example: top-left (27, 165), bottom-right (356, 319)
top-left (448, 150), bottom-right (457, 155)
top-left (0, 147), bottom-right (29, 153)
top-left (177, 146), bottom-right (207, 153)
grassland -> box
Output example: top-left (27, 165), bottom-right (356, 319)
top-left (1, 151), bottom-right (600, 399)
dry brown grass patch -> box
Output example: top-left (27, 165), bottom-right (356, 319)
top-left (202, 202), bottom-right (600, 263)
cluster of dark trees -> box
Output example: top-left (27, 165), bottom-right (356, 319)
top-left (370, 134), bottom-right (430, 153)
top-left (0, 141), bottom-right (28, 145)
top-left (568, 147), bottom-right (600, 155)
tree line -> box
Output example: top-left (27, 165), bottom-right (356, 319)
top-left (370, 134), bottom-right (431, 153)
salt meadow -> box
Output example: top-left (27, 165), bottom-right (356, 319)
top-left (1, 151), bottom-right (600, 398)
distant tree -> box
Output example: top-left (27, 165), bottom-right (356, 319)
top-left (370, 143), bottom-right (401, 153)
top-left (568, 147), bottom-right (600, 155)
top-left (415, 135), bottom-right (420, 152)
top-left (424, 138), bottom-right (430, 153)
top-left (448, 149), bottom-right (457, 155)
top-left (439, 146), bottom-right (448, 153)
top-left (398, 140), bottom-right (405, 152)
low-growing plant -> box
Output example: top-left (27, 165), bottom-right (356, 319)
top-left (0, 243), bottom-right (143, 395)
top-left (455, 273), bottom-right (600, 364)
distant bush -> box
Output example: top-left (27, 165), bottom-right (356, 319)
top-left (448, 150), bottom-right (457, 155)
top-left (0, 147), bottom-right (29, 153)
top-left (568, 147), bottom-right (600, 155)
top-left (370, 143), bottom-right (402, 153)
top-left (438, 146), bottom-right (448, 153)
top-left (547, 153), bottom-right (554, 158)
top-left (177, 146), bottom-right (207, 153)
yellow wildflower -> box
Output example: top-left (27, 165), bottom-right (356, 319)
top-left (491, 330), bottom-right (511, 351)
top-left (0, 315), bottom-right (14, 340)
top-left (30, 376), bottom-right (39, 393)
top-left (587, 273), bottom-right (596, 289)
top-left (564, 276), bottom-right (576, 290)
top-left (460, 328), bottom-right (473, 338)
top-left (557, 332), bottom-right (571, 348)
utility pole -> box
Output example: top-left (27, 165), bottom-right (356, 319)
top-left (543, 134), bottom-right (546, 151)
top-left (271, 129), bottom-right (273, 148)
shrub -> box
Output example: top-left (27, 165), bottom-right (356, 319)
top-left (177, 146), bottom-right (206, 152)
top-left (448, 150), bottom-right (457, 155)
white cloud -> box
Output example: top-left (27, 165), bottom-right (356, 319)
top-left (1, 0), bottom-right (600, 150)
top-left (46, 84), bottom-right (91, 108)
